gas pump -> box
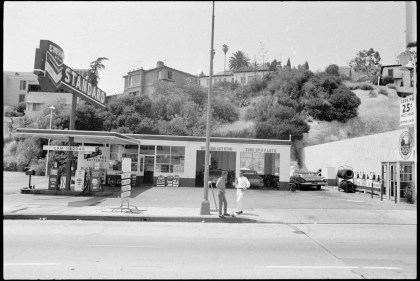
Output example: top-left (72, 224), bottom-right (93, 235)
top-left (90, 163), bottom-right (103, 192)
top-left (48, 162), bottom-right (60, 190)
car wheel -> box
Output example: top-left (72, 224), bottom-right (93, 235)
top-left (317, 185), bottom-right (321, 190)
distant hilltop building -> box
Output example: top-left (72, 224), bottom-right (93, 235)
top-left (107, 61), bottom-right (197, 103)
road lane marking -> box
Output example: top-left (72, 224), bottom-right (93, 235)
top-left (265, 266), bottom-right (401, 270)
top-left (53, 241), bottom-right (165, 248)
top-left (4, 263), bottom-right (61, 266)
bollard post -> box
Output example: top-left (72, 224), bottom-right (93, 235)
top-left (371, 182), bottom-right (373, 199)
top-left (395, 185), bottom-right (397, 204)
top-left (28, 174), bottom-right (32, 189)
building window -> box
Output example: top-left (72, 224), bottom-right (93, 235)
top-left (20, 80), bottom-right (26, 90)
top-left (18, 94), bottom-right (25, 102)
top-left (168, 71), bottom-right (173, 80)
top-left (240, 76), bottom-right (246, 84)
top-left (129, 74), bottom-right (140, 86)
top-left (198, 80), bottom-right (201, 85)
top-left (140, 145), bottom-right (155, 155)
top-left (156, 146), bottom-right (185, 173)
top-left (129, 91), bottom-right (139, 96)
top-left (388, 69), bottom-right (394, 77)
top-left (32, 103), bottom-right (42, 111)
top-left (158, 70), bottom-right (162, 80)
top-left (28, 84), bottom-right (40, 92)
top-left (400, 81), bottom-right (404, 87)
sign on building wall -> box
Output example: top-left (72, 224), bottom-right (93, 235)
top-left (400, 95), bottom-right (414, 126)
top-left (399, 131), bottom-right (414, 160)
top-left (34, 40), bottom-right (107, 109)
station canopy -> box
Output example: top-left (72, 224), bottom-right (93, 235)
top-left (16, 128), bottom-right (140, 145)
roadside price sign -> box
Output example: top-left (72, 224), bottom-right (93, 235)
top-left (400, 95), bottom-right (415, 126)
top-left (121, 191), bottom-right (131, 198)
top-left (122, 185), bottom-right (131, 192)
top-left (121, 179), bottom-right (131, 186)
top-left (121, 197), bottom-right (129, 204)
top-left (121, 172), bottom-right (131, 179)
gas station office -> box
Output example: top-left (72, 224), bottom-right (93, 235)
top-left (16, 128), bottom-right (292, 190)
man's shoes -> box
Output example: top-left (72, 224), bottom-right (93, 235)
top-left (236, 211), bottom-right (243, 215)
top-left (219, 215), bottom-right (225, 218)
top-left (223, 213), bottom-right (230, 216)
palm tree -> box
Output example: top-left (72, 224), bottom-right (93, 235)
top-left (86, 57), bottom-right (109, 86)
top-left (222, 44), bottom-right (229, 74)
top-left (228, 51), bottom-right (250, 72)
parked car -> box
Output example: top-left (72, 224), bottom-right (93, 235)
top-left (290, 171), bottom-right (327, 190)
top-left (240, 168), bottom-right (264, 188)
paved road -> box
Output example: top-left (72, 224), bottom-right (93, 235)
top-left (4, 220), bottom-right (416, 279)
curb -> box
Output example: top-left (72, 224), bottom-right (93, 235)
top-left (3, 214), bottom-right (262, 224)
top-left (20, 189), bottom-right (113, 197)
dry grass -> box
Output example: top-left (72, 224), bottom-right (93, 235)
top-left (303, 88), bottom-right (400, 146)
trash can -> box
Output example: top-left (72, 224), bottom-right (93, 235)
top-left (26, 169), bottom-right (35, 189)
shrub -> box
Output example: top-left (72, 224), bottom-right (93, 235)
top-left (248, 78), bottom-right (267, 94)
top-left (381, 76), bottom-right (394, 85)
top-left (29, 158), bottom-right (47, 176)
top-left (340, 74), bottom-right (352, 81)
top-left (358, 83), bottom-right (374, 90)
top-left (3, 155), bottom-right (17, 171)
top-left (404, 183), bottom-right (415, 204)
top-left (368, 89), bottom-right (378, 98)
top-left (16, 102), bottom-right (27, 113)
top-left (378, 88), bottom-right (388, 96)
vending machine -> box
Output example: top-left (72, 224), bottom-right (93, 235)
top-left (48, 162), bottom-right (60, 190)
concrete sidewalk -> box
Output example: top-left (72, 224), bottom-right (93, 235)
top-left (3, 172), bottom-right (417, 224)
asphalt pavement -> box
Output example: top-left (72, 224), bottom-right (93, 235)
top-left (3, 172), bottom-right (417, 224)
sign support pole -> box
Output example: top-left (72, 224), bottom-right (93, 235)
top-left (65, 93), bottom-right (77, 191)
top-left (200, 1), bottom-right (215, 215)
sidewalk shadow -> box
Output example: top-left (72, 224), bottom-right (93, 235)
top-left (105, 185), bottom-right (155, 199)
top-left (67, 197), bottom-right (107, 207)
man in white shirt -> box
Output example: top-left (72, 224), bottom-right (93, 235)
top-left (235, 170), bottom-right (250, 215)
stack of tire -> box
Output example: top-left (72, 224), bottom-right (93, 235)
top-left (337, 169), bottom-right (355, 193)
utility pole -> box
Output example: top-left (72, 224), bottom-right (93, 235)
top-left (200, 1), bottom-right (215, 215)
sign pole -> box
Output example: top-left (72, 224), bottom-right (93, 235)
top-left (201, 1), bottom-right (215, 215)
top-left (65, 93), bottom-right (77, 191)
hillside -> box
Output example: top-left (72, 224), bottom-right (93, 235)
top-left (302, 86), bottom-right (400, 147)
top-left (214, 85), bottom-right (401, 160)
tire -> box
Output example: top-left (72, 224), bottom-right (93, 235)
top-left (317, 185), bottom-right (321, 190)
top-left (109, 178), bottom-right (117, 187)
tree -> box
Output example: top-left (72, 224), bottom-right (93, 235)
top-left (222, 44), bottom-right (229, 74)
top-left (325, 64), bottom-right (340, 76)
top-left (228, 51), bottom-right (250, 71)
top-left (286, 58), bottom-right (291, 68)
top-left (267, 59), bottom-right (279, 71)
top-left (258, 42), bottom-right (268, 77)
top-left (86, 57), bottom-right (109, 86)
top-left (304, 61), bottom-right (309, 70)
top-left (349, 48), bottom-right (381, 80)
top-left (16, 102), bottom-right (27, 114)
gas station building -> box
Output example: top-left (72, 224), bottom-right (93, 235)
top-left (16, 128), bottom-right (292, 190)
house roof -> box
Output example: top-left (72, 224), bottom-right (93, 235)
top-left (124, 65), bottom-right (197, 78)
top-left (3, 71), bottom-right (38, 77)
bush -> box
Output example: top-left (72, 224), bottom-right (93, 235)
top-left (378, 88), bottom-right (388, 96)
top-left (404, 183), bottom-right (415, 204)
top-left (340, 74), bottom-right (352, 81)
top-left (357, 83), bottom-right (374, 90)
top-left (248, 78), bottom-right (267, 94)
top-left (381, 76), bottom-right (394, 85)
top-left (29, 158), bottom-right (47, 176)
top-left (368, 89), bottom-right (378, 98)
top-left (16, 102), bottom-right (27, 113)
top-left (3, 155), bottom-right (17, 171)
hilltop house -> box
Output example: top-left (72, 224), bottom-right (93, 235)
top-left (106, 61), bottom-right (198, 103)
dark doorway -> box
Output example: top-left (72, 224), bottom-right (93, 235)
top-left (143, 156), bottom-right (155, 184)
top-left (195, 151), bottom-right (236, 187)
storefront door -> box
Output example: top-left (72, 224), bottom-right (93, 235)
top-left (143, 156), bottom-right (155, 184)
top-left (389, 163), bottom-right (397, 202)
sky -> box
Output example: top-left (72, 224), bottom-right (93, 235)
top-left (4, 1), bottom-right (407, 96)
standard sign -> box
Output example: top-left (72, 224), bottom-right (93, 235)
top-left (34, 40), bottom-right (107, 109)
top-left (400, 95), bottom-right (414, 126)
top-left (43, 146), bottom-right (97, 152)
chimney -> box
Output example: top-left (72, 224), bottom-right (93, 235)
top-left (157, 61), bottom-right (164, 68)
